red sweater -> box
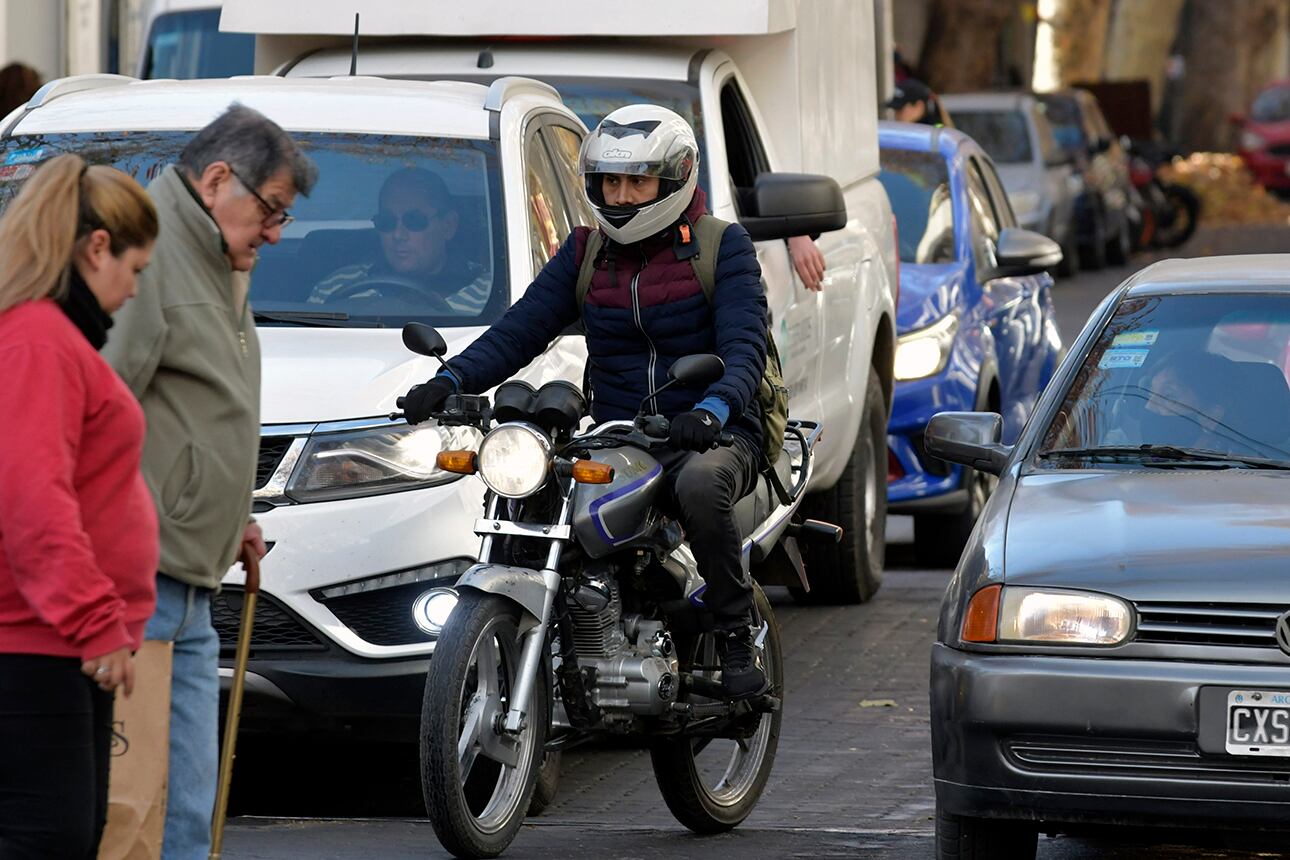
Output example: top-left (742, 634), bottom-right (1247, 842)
top-left (0, 299), bottom-right (158, 659)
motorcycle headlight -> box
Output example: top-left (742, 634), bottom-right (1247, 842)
top-left (1241, 130), bottom-right (1267, 151)
top-left (477, 423), bottom-right (552, 499)
top-left (894, 313), bottom-right (959, 381)
top-left (287, 422), bottom-right (481, 503)
top-left (998, 587), bottom-right (1133, 645)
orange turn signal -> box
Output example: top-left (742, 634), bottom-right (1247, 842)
top-left (571, 459), bottom-right (615, 484)
top-left (962, 584), bottom-right (1002, 643)
top-left (436, 450), bottom-right (477, 475)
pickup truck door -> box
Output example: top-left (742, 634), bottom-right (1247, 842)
top-left (703, 64), bottom-right (824, 425)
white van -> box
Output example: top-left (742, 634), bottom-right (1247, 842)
top-left (229, 0), bottom-right (901, 606)
top-left (136, 0), bottom-right (253, 79)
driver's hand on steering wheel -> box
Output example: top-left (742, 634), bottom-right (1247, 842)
top-left (403, 376), bottom-right (455, 425)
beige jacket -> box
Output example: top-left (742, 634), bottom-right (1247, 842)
top-left (104, 165), bottom-right (260, 590)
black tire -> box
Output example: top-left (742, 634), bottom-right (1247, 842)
top-left (421, 592), bottom-right (547, 859)
top-left (1105, 210), bottom-right (1132, 266)
top-left (1055, 231), bottom-right (1080, 278)
top-left (1078, 209), bottom-right (1108, 271)
top-left (913, 462), bottom-right (996, 570)
top-left (650, 583), bottom-right (782, 833)
top-left (1154, 184), bottom-right (1199, 248)
top-left (795, 366), bottom-right (886, 604)
top-left (936, 804), bottom-right (1038, 860)
top-left (525, 750), bottom-right (562, 816)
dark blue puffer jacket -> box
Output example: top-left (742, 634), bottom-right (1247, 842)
top-left (443, 189), bottom-right (768, 445)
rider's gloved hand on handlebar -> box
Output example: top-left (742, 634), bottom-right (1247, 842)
top-left (669, 408), bottom-right (723, 451)
top-left (402, 376), bottom-right (455, 425)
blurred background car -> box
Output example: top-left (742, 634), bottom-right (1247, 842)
top-left (1232, 79), bottom-right (1290, 195)
top-left (878, 121), bottom-right (1063, 567)
top-left (942, 92), bottom-right (1082, 279)
top-left (1037, 88), bottom-right (1139, 271)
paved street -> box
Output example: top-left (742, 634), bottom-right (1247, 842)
top-left (223, 226), bottom-right (1290, 859)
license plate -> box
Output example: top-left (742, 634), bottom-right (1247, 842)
top-left (1225, 690), bottom-right (1290, 756)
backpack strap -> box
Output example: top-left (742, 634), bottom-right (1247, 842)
top-left (575, 229), bottom-right (604, 319)
top-left (688, 213), bottom-right (729, 305)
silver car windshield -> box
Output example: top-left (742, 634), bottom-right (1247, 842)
top-left (0, 131), bottom-right (507, 329)
top-left (1039, 293), bottom-right (1290, 466)
top-left (952, 111), bottom-right (1033, 164)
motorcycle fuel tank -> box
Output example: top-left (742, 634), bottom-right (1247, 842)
top-left (572, 446), bottom-right (663, 558)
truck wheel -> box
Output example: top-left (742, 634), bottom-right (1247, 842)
top-left (796, 366), bottom-right (886, 604)
top-left (936, 803), bottom-right (1037, 860)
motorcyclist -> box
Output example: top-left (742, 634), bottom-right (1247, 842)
top-left (401, 104), bottom-right (770, 698)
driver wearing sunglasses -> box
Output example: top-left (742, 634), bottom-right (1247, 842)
top-left (310, 168), bottom-right (485, 312)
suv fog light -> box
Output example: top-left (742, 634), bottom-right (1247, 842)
top-left (412, 588), bottom-right (459, 634)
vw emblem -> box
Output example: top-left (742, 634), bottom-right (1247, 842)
top-left (1277, 610), bottom-right (1290, 657)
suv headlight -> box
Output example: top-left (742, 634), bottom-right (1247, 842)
top-left (477, 423), bottom-right (552, 499)
top-left (998, 587), bottom-right (1133, 645)
top-left (894, 313), bottom-right (959, 381)
top-left (287, 422), bottom-right (481, 503)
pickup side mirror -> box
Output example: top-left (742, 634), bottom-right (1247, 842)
top-left (740, 172), bottom-right (847, 242)
top-left (986, 227), bottom-right (1063, 279)
top-left (402, 322), bottom-right (447, 357)
top-left (669, 353), bottom-right (725, 387)
top-left (925, 412), bottom-right (1013, 476)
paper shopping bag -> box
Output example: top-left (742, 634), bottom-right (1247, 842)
top-left (98, 640), bottom-right (173, 860)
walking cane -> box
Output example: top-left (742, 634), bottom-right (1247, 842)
top-left (209, 545), bottom-right (259, 860)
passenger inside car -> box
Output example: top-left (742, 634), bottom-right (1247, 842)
top-left (308, 167), bottom-right (489, 313)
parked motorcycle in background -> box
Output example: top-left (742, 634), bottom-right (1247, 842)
top-left (393, 323), bottom-right (839, 858)
top-left (1126, 137), bottom-right (1201, 249)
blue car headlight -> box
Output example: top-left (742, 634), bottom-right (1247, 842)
top-left (894, 313), bottom-right (959, 381)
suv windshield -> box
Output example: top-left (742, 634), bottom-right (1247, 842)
top-left (0, 132), bottom-right (507, 329)
top-left (142, 9), bottom-right (255, 79)
top-left (952, 111), bottom-right (1033, 164)
top-left (878, 148), bottom-right (955, 264)
top-left (1039, 293), bottom-right (1290, 466)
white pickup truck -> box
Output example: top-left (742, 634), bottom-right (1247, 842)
top-left (228, 0), bottom-right (900, 604)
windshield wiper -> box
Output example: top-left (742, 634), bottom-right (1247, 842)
top-left (1038, 444), bottom-right (1290, 470)
top-left (252, 310), bottom-right (384, 328)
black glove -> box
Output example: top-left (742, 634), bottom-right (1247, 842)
top-left (402, 376), bottom-right (455, 425)
top-left (669, 409), bottom-right (722, 451)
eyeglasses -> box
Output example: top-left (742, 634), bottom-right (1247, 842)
top-left (229, 167), bottom-right (293, 229)
top-left (372, 209), bottom-right (438, 233)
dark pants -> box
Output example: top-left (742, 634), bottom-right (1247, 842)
top-left (660, 436), bottom-right (760, 627)
top-left (0, 653), bottom-right (113, 860)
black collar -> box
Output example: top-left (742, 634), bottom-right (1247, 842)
top-left (58, 267), bottom-right (112, 350)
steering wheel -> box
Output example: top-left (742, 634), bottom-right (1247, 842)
top-left (321, 275), bottom-right (453, 313)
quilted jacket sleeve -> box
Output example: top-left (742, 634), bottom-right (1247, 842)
top-left (703, 223), bottom-right (768, 420)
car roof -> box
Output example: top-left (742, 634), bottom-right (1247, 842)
top-left (878, 119), bottom-right (976, 159)
top-left (1124, 255), bottom-right (1290, 295)
top-left (9, 76), bottom-right (498, 139)
top-left (939, 91), bottom-right (1034, 112)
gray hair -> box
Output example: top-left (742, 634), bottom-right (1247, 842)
top-left (179, 103), bottom-right (318, 196)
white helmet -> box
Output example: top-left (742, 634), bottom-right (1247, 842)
top-left (578, 104), bottom-right (700, 245)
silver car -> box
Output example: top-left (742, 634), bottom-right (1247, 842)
top-left (926, 256), bottom-right (1290, 858)
top-left (942, 92), bottom-right (1082, 278)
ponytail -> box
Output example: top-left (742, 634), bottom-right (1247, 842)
top-left (0, 153), bottom-right (158, 313)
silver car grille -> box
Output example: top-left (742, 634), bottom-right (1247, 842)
top-left (1133, 602), bottom-right (1287, 648)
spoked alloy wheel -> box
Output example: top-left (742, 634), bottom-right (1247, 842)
top-left (649, 584), bottom-right (783, 833)
top-left (421, 592), bottom-right (546, 858)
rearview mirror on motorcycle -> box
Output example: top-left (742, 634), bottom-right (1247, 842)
top-left (402, 322), bottom-right (448, 359)
top-left (637, 354), bottom-right (726, 416)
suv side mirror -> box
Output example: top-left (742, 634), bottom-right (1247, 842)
top-left (669, 353), bottom-right (725, 387)
top-left (402, 322), bottom-right (447, 358)
top-left (987, 227), bottom-right (1062, 278)
top-left (925, 412), bottom-right (1013, 476)
top-left (740, 172), bottom-right (847, 242)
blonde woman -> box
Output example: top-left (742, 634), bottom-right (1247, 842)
top-left (0, 154), bottom-right (160, 858)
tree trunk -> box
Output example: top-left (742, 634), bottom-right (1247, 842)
top-left (918, 0), bottom-right (1015, 93)
top-left (1035, 0), bottom-right (1114, 90)
top-left (1102, 0), bottom-right (1186, 113)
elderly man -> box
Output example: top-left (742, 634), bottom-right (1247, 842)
top-left (104, 103), bottom-right (317, 859)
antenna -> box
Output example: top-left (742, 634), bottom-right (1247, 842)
top-left (349, 13), bottom-right (360, 76)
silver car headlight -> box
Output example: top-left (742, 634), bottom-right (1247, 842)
top-left (998, 587), bottom-right (1133, 645)
top-left (477, 423), bottom-right (552, 499)
top-left (287, 422), bottom-right (481, 503)
top-left (894, 313), bottom-right (959, 381)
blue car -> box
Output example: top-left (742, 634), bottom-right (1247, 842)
top-left (878, 121), bottom-right (1063, 566)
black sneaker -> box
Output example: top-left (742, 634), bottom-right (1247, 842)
top-left (716, 626), bottom-right (768, 700)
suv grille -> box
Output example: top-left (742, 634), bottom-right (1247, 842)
top-left (321, 582), bottom-right (437, 647)
top-left (1133, 602), bottom-right (1286, 648)
top-left (212, 587), bottom-right (326, 654)
top-left (256, 436), bottom-right (296, 488)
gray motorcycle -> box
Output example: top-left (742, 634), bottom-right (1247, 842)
top-left (395, 323), bottom-right (836, 858)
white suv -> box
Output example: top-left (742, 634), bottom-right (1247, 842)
top-left (0, 72), bottom-right (596, 735)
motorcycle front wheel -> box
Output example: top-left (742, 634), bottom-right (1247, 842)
top-left (649, 583), bottom-right (783, 833)
top-left (421, 591), bottom-right (547, 859)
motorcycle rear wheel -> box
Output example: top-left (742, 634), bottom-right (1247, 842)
top-left (649, 583), bottom-right (783, 834)
top-left (421, 591), bottom-right (547, 858)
